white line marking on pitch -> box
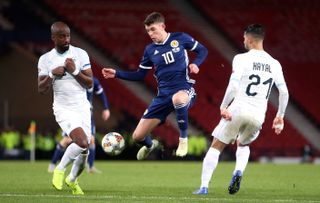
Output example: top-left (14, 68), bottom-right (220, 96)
top-left (0, 193), bottom-right (319, 202)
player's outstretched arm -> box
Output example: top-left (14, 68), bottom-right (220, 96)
top-left (103, 67), bottom-right (148, 81)
top-left (272, 116), bottom-right (284, 135)
top-left (102, 68), bottom-right (116, 79)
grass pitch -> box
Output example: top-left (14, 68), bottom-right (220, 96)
top-left (0, 161), bottom-right (319, 202)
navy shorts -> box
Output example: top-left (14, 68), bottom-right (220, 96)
top-left (142, 87), bottom-right (196, 123)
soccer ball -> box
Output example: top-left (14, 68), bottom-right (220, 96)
top-left (101, 132), bottom-right (125, 156)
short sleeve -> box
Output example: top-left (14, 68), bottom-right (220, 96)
top-left (38, 55), bottom-right (48, 76)
top-left (79, 49), bottom-right (91, 70)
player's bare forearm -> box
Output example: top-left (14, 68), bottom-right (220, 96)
top-left (38, 75), bottom-right (52, 94)
top-left (63, 58), bottom-right (93, 88)
top-left (74, 69), bottom-right (93, 89)
top-left (52, 66), bottom-right (65, 77)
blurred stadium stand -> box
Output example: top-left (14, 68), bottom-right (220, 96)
top-left (190, 0), bottom-right (320, 125)
top-left (0, 0), bottom-right (319, 160)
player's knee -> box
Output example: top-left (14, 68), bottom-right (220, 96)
top-left (77, 139), bottom-right (89, 149)
top-left (132, 132), bottom-right (144, 142)
top-left (72, 135), bottom-right (89, 149)
top-left (172, 92), bottom-right (188, 105)
top-left (211, 138), bottom-right (227, 152)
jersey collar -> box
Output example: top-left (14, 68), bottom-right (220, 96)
top-left (54, 45), bottom-right (72, 56)
top-left (155, 33), bottom-right (170, 45)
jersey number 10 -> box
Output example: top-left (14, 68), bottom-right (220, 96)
top-left (246, 74), bottom-right (273, 99)
top-left (162, 51), bottom-right (175, 64)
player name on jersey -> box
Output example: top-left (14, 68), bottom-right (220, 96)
top-left (253, 62), bottom-right (271, 73)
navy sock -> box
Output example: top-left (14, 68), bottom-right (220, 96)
top-left (88, 145), bottom-right (95, 168)
top-left (175, 103), bottom-right (188, 138)
top-left (51, 144), bottom-right (65, 164)
top-left (137, 135), bottom-right (153, 148)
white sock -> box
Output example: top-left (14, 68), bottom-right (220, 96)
top-left (69, 153), bottom-right (88, 182)
top-left (200, 147), bottom-right (220, 188)
top-left (56, 143), bottom-right (86, 171)
top-left (234, 146), bottom-right (250, 174)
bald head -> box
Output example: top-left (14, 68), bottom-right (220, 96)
top-left (51, 21), bottom-right (70, 35)
top-left (51, 21), bottom-right (71, 53)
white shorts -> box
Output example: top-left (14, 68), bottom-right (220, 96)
top-left (212, 112), bottom-right (262, 145)
top-left (53, 103), bottom-right (91, 143)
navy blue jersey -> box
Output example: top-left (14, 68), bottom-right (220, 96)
top-left (87, 77), bottom-right (109, 109)
top-left (139, 32), bottom-right (207, 95)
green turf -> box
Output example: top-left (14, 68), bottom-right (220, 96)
top-left (0, 161), bottom-right (319, 202)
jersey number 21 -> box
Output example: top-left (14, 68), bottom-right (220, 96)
top-left (246, 74), bottom-right (273, 99)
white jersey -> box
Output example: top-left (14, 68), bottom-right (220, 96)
top-left (38, 45), bottom-right (91, 108)
top-left (225, 49), bottom-right (287, 124)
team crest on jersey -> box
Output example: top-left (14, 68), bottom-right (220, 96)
top-left (170, 40), bottom-right (179, 48)
top-left (170, 40), bottom-right (180, 53)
